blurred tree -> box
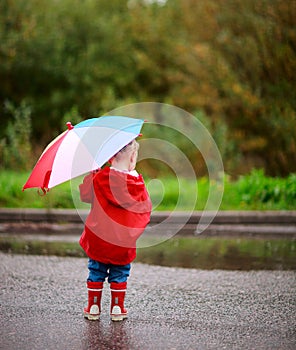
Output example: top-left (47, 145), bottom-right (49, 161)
top-left (0, 0), bottom-right (135, 141)
top-left (0, 100), bottom-right (32, 170)
top-left (0, 0), bottom-right (295, 175)
top-left (212, 0), bottom-right (296, 175)
top-left (172, 0), bottom-right (296, 175)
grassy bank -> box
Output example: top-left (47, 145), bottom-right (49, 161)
top-left (1, 169), bottom-right (296, 210)
top-left (1, 236), bottom-right (295, 271)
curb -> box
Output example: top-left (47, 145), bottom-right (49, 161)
top-left (0, 208), bottom-right (296, 238)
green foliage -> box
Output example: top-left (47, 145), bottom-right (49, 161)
top-left (60, 106), bottom-right (83, 130)
top-left (146, 177), bottom-right (199, 211)
top-left (0, 100), bottom-right (32, 170)
top-left (0, 170), bottom-right (295, 210)
top-left (195, 111), bottom-right (240, 174)
top-left (0, 0), bottom-right (295, 175)
top-left (234, 169), bottom-right (296, 209)
top-left (0, 171), bottom-right (73, 208)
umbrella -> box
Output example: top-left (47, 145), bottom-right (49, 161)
top-left (23, 116), bottom-right (145, 193)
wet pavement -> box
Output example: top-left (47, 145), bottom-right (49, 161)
top-left (1, 253), bottom-right (295, 350)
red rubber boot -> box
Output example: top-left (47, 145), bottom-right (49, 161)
top-left (84, 281), bottom-right (103, 320)
top-left (110, 282), bottom-right (128, 321)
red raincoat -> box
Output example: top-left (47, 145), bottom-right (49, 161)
top-left (79, 167), bottom-right (152, 265)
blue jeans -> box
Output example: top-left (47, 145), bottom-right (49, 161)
top-left (87, 258), bottom-right (131, 283)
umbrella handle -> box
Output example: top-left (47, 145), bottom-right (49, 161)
top-left (37, 188), bottom-right (48, 196)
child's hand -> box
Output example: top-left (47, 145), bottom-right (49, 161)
top-left (91, 168), bottom-right (101, 174)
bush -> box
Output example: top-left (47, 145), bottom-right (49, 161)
top-left (0, 169), bottom-right (295, 210)
top-left (234, 169), bottom-right (296, 209)
top-left (0, 100), bottom-right (32, 171)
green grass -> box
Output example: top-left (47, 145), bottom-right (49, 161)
top-left (0, 236), bottom-right (295, 270)
top-left (0, 169), bottom-right (295, 210)
top-left (0, 171), bottom-right (75, 209)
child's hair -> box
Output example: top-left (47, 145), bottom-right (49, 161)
top-left (110, 139), bottom-right (139, 163)
top-left (116, 139), bottom-right (139, 157)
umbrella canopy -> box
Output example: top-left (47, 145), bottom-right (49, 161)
top-left (23, 116), bottom-right (144, 192)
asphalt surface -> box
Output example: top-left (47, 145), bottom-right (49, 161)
top-left (1, 253), bottom-right (295, 350)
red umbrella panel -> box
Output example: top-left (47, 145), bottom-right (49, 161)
top-left (23, 116), bottom-right (145, 193)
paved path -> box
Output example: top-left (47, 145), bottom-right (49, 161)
top-left (1, 253), bottom-right (295, 350)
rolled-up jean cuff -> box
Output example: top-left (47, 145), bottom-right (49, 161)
top-left (87, 258), bottom-right (131, 283)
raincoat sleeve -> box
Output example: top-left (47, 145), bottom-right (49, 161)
top-left (79, 172), bottom-right (96, 203)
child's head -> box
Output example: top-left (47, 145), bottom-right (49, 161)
top-left (111, 139), bottom-right (139, 171)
